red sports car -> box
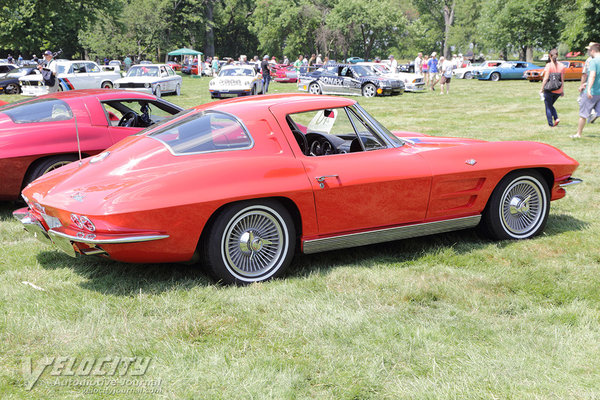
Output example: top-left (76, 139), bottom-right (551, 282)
top-left (0, 89), bottom-right (182, 200)
top-left (14, 94), bottom-right (580, 284)
top-left (166, 62), bottom-right (182, 71)
top-left (271, 64), bottom-right (298, 83)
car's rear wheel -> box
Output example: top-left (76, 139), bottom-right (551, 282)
top-left (480, 170), bottom-right (549, 240)
top-left (5, 83), bottom-right (20, 94)
top-left (101, 81), bottom-right (113, 89)
top-left (24, 155), bottom-right (79, 188)
top-left (490, 72), bottom-right (501, 82)
top-left (464, 72), bottom-right (473, 79)
top-left (203, 200), bottom-right (296, 284)
top-left (308, 83), bottom-right (321, 95)
top-left (362, 83), bottom-right (377, 97)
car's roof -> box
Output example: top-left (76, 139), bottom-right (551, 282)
top-left (130, 64), bottom-right (169, 67)
top-left (221, 65), bottom-right (255, 70)
top-left (36, 89), bottom-right (162, 101)
top-left (195, 93), bottom-right (356, 118)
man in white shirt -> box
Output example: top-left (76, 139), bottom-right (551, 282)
top-left (38, 50), bottom-right (58, 93)
top-left (414, 52), bottom-right (423, 75)
top-left (389, 55), bottom-right (398, 72)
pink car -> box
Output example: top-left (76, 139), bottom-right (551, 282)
top-left (0, 89), bottom-right (182, 200)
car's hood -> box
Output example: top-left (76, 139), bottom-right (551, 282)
top-left (116, 76), bottom-right (161, 83)
top-left (393, 131), bottom-right (486, 150)
top-left (18, 74), bottom-right (43, 82)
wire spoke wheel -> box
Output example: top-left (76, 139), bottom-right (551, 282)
top-left (42, 160), bottom-right (73, 175)
top-left (481, 171), bottom-right (549, 240)
top-left (500, 179), bottom-right (543, 236)
top-left (206, 202), bottom-right (295, 284)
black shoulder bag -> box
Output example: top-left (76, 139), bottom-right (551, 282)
top-left (544, 72), bottom-right (562, 92)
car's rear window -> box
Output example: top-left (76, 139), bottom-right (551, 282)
top-left (0, 98), bottom-right (73, 123)
top-left (147, 110), bottom-right (253, 155)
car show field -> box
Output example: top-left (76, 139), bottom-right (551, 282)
top-left (1, 76), bottom-right (599, 398)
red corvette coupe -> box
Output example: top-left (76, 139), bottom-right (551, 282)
top-left (0, 89), bottom-right (182, 201)
top-left (14, 94), bottom-right (580, 284)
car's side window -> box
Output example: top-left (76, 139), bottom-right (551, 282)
top-left (286, 106), bottom-right (388, 156)
top-left (86, 63), bottom-right (100, 73)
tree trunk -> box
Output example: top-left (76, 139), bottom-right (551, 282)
top-left (442, 0), bottom-right (456, 58)
top-left (204, 0), bottom-right (215, 57)
top-left (526, 46), bottom-right (533, 62)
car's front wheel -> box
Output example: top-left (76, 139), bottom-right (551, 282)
top-left (308, 83), bottom-right (321, 95)
top-left (362, 83), bottom-right (377, 97)
top-left (464, 72), bottom-right (473, 79)
top-left (203, 200), bottom-right (296, 284)
top-left (101, 81), bottom-right (113, 89)
top-left (5, 83), bottom-right (20, 94)
top-left (480, 170), bottom-right (549, 240)
top-left (490, 72), bottom-right (501, 82)
top-left (154, 85), bottom-right (161, 98)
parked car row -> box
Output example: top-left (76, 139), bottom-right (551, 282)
top-left (453, 60), bottom-right (584, 82)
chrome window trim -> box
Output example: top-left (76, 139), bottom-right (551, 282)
top-left (352, 103), bottom-right (405, 147)
top-left (145, 109), bottom-right (255, 157)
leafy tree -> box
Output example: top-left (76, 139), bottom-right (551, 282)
top-left (411, 0), bottom-right (457, 58)
top-left (0, 0), bottom-right (119, 57)
top-left (327, 0), bottom-right (407, 59)
top-left (478, 0), bottom-right (564, 61)
top-left (561, 0), bottom-right (599, 51)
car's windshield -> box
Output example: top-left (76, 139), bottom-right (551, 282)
top-left (127, 66), bottom-right (159, 77)
top-left (350, 65), bottom-right (373, 77)
top-left (0, 98), bottom-right (72, 123)
top-left (219, 68), bottom-right (254, 77)
top-left (6, 68), bottom-right (33, 77)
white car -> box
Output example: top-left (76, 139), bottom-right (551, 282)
top-left (357, 62), bottom-right (425, 92)
top-left (0, 63), bottom-right (17, 79)
top-left (19, 60), bottom-right (121, 96)
top-left (453, 60), bottom-right (504, 79)
top-left (209, 65), bottom-right (263, 98)
top-left (114, 64), bottom-right (182, 97)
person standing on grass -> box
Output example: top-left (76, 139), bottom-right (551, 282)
top-left (428, 52), bottom-right (439, 91)
top-left (573, 42), bottom-right (600, 138)
top-left (540, 49), bottom-right (565, 127)
top-left (389, 55), bottom-right (398, 72)
top-left (414, 52), bottom-right (423, 75)
top-left (439, 56), bottom-right (454, 95)
top-left (293, 55), bottom-right (303, 74)
top-left (422, 54), bottom-right (429, 86)
top-left (578, 42), bottom-right (598, 123)
top-left (261, 55), bottom-right (271, 94)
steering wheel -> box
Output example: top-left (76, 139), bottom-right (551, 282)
top-left (292, 129), bottom-right (309, 155)
top-left (309, 137), bottom-right (335, 156)
top-left (118, 111), bottom-right (139, 127)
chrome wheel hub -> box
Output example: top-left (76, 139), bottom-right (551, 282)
top-left (501, 179), bottom-right (543, 236)
top-left (223, 209), bottom-right (286, 278)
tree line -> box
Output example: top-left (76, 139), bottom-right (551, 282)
top-left (0, 0), bottom-right (598, 62)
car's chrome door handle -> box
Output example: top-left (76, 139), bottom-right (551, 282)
top-left (315, 175), bottom-right (338, 188)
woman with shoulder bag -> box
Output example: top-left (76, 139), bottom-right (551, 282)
top-left (540, 49), bottom-right (565, 127)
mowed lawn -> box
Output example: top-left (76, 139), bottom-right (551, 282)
top-left (1, 75), bottom-right (599, 399)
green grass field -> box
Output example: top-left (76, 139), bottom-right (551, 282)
top-left (1, 76), bottom-right (599, 399)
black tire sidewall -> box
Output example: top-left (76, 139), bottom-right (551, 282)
top-left (203, 200), bottom-right (296, 284)
top-left (481, 170), bottom-right (550, 240)
top-left (25, 155), bottom-right (79, 187)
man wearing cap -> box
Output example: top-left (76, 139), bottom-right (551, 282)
top-left (261, 55), bottom-right (271, 94)
top-left (573, 42), bottom-right (600, 138)
top-left (38, 50), bottom-right (59, 93)
top-left (428, 52), bottom-right (439, 90)
top-left (389, 55), bottom-right (398, 72)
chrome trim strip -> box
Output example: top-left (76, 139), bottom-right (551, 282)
top-left (302, 215), bottom-right (481, 254)
top-left (559, 178), bottom-right (582, 188)
top-left (48, 230), bottom-right (169, 244)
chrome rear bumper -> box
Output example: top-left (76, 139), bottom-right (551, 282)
top-left (13, 207), bottom-right (169, 258)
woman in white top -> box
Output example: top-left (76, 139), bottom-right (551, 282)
top-left (439, 56), bottom-right (454, 95)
